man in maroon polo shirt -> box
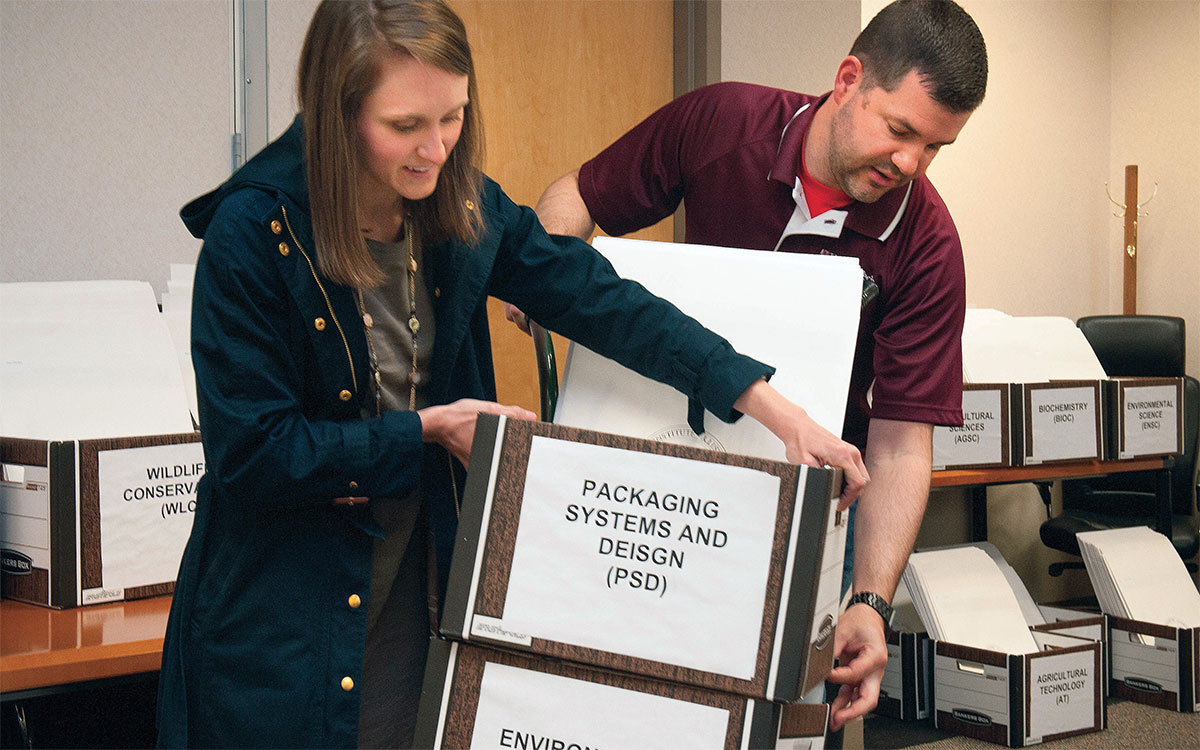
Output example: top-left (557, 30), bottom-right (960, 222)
top-left (521, 0), bottom-right (988, 730)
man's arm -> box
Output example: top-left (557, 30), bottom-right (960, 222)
top-left (504, 170), bottom-right (599, 333)
top-left (826, 417), bottom-right (933, 730)
top-left (535, 169), bottom-right (596, 240)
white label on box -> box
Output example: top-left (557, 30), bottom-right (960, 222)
top-left (82, 586), bottom-right (124, 604)
top-left (1028, 386), bottom-right (1097, 462)
top-left (933, 389), bottom-right (1004, 468)
top-left (470, 661), bottom-right (729, 750)
top-left (1121, 384), bottom-right (1179, 457)
top-left (97, 442), bottom-right (203, 592)
top-left (1028, 650), bottom-right (1095, 740)
top-left (0, 463), bottom-right (51, 570)
top-left (470, 614), bottom-right (532, 647)
top-left (500, 436), bottom-right (780, 680)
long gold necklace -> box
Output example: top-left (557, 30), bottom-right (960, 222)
top-left (356, 223), bottom-right (419, 414)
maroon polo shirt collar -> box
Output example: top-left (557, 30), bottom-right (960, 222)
top-left (768, 92), bottom-right (910, 242)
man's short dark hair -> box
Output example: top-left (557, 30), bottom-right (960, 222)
top-left (850, 0), bottom-right (988, 113)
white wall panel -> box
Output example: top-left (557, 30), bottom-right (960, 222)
top-left (266, 0), bottom-right (319, 142)
top-left (0, 0), bottom-right (232, 296)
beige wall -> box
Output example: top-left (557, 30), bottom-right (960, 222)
top-left (720, 0), bottom-right (861, 95)
top-left (1108, 1), bottom-right (1200, 375)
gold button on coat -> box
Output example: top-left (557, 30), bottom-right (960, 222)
top-left (314, 317), bottom-right (326, 331)
top-left (278, 242), bottom-right (290, 257)
top-left (338, 390), bottom-right (352, 402)
top-left (348, 594), bottom-right (361, 609)
top-left (341, 676), bottom-right (354, 691)
top-left (270, 220), bottom-right (282, 235)
top-left (349, 480), bottom-right (358, 489)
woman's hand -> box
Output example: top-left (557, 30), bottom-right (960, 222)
top-left (418, 399), bottom-right (537, 468)
top-left (733, 379), bottom-right (869, 507)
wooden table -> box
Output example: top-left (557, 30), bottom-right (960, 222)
top-left (1, 594), bottom-right (172, 699)
top-left (931, 456), bottom-right (1171, 542)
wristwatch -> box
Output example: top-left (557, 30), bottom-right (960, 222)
top-left (848, 591), bottom-right (894, 627)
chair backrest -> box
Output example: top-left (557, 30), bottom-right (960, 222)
top-left (1182, 374), bottom-right (1199, 513)
top-left (1062, 315), bottom-right (1194, 515)
top-left (1077, 315), bottom-right (1186, 377)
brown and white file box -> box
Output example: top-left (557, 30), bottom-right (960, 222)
top-left (1107, 616), bottom-right (1198, 712)
top-left (877, 628), bottom-right (934, 721)
top-left (896, 544), bottom-right (1106, 743)
top-left (1, 432), bottom-right (202, 608)
top-left (1101, 377), bottom-right (1184, 460)
top-left (936, 380), bottom-right (1106, 468)
top-left (1013, 380), bottom-right (1105, 466)
top-left (932, 629), bottom-right (1104, 746)
top-left (414, 639), bottom-right (795, 750)
top-left (1, 280), bottom-right (200, 608)
top-left (441, 414), bottom-right (847, 703)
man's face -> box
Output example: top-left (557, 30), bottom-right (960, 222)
top-left (827, 69), bottom-right (971, 203)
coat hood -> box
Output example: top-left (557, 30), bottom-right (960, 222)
top-left (181, 115), bottom-right (309, 239)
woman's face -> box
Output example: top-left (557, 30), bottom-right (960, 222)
top-left (357, 54), bottom-right (469, 206)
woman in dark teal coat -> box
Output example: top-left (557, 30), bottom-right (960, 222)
top-left (156, 2), bottom-right (866, 747)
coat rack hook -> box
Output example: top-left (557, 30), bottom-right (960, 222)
top-left (1104, 181), bottom-right (1127, 218)
top-left (1137, 181), bottom-right (1159, 217)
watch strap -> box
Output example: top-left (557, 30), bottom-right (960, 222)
top-left (848, 591), bottom-right (894, 626)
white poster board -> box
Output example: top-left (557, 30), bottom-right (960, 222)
top-left (470, 662), bottom-right (730, 750)
top-left (95, 442), bottom-right (203, 602)
top-left (554, 238), bottom-right (861, 462)
top-left (0, 281), bottom-right (195, 440)
top-left (1120, 383), bottom-right (1180, 457)
top-left (495, 436), bottom-right (780, 680)
top-left (1027, 386), bottom-right (1099, 463)
top-left (933, 388), bottom-right (1006, 469)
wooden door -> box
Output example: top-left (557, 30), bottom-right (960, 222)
top-left (450, 0), bottom-right (675, 415)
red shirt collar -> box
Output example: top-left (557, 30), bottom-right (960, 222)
top-left (769, 91), bottom-right (911, 240)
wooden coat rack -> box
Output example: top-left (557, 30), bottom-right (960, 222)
top-left (1106, 165), bottom-right (1158, 314)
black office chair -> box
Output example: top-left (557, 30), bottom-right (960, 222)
top-left (1039, 315), bottom-right (1199, 575)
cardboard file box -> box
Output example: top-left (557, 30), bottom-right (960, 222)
top-left (1108, 616), bottom-right (1198, 712)
top-left (0, 432), bottom-right (202, 608)
top-left (879, 605), bottom-right (1106, 724)
top-left (775, 701), bottom-right (831, 750)
top-left (933, 384), bottom-right (1016, 471)
top-left (1013, 380), bottom-right (1104, 466)
top-left (877, 629), bottom-right (933, 721)
top-left (442, 415), bottom-right (847, 703)
top-left (1101, 377), bottom-right (1184, 460)
top-left (414, 639), bottom-right (791, 750)
top-left (933, 629), bottom-right (1104, 746)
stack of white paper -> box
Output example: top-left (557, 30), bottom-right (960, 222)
top-left (0, 280), bottom-right (195, 440)
top-left (161, 264), bottom-right (198, 423)
top-left (962, 309), bottom-right (1108, 383)
top-left (554, 237), bottom-right (862, 462)
top-left (1077, 526), bottom-right (1200, 629)
top-left (901, 546), bottom-right (1040, 654)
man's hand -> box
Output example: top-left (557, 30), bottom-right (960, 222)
top-left (503, 303), bottom-right (532, 335)
top-left (826, 602), bottom-right (888, 730)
